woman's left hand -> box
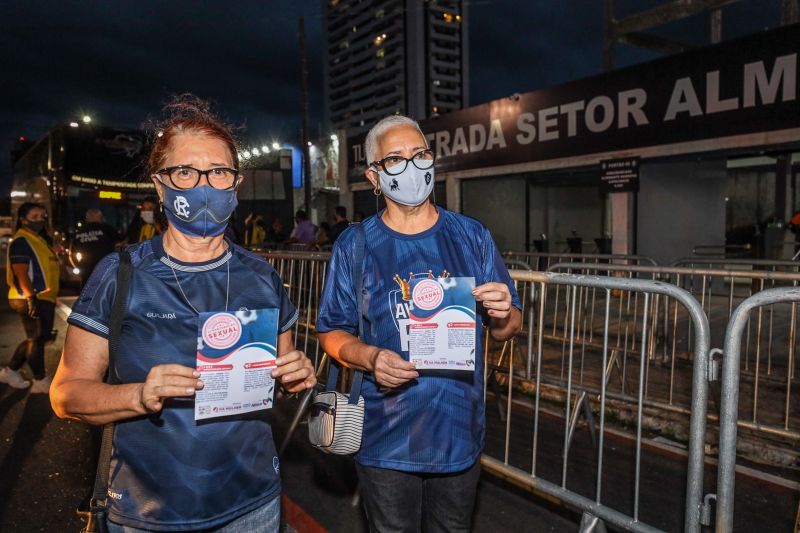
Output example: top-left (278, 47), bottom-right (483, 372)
top-left (272, 350), bottom-right (316, 393)
top-left (473, 282), bottom-right (513, 319)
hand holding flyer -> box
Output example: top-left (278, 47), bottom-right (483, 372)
top-left (407, 276), bottom-right (476, 371)
top-left (194, 308), bottom-right (279, 420)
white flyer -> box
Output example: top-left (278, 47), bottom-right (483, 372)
top-left (407, 276), bottom-right (476, 371)
top-left (194, 309), bottom-right (278, 421)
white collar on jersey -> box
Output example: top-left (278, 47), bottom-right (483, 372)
top-left (158, 249), bottom-right (232, 273)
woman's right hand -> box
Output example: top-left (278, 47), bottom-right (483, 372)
top-left (138, 364), bottom-right (204, 414)
top-left (370, 349), bottom-right (419, 389)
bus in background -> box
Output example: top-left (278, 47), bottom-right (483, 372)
top-left (11, 123), bottom-right (149, 233)
top-left (10, 123), bottom-right (148, 284)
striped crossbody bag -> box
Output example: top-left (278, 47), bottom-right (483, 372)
top-left (308, 224), bottom-right (366, 455)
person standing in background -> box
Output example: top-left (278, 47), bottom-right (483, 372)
top-left (71, 208), bottom-right (121, 285)
top-left (284, 209), bottom-right (317, 245)
top-left (314, 221), bottom-right (331, 250)
top-left (267, 217), bottom-right (286, 244)
top-left (244, 213), bottom-right (266, 247)
top-left (125, 196), bottom-right (160, 244)
top-left (329, 205), bottom-right (350, 244)
top-left (0, 202), bottom-right (60, 392)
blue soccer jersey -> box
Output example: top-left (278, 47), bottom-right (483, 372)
top-left (316, 209), bottom-right (520, 473)
top-left (68, 235), bottom-right (297, 531)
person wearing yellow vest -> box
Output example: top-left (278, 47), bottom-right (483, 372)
top-left (0, 202), bottom-right (60, 392)
top-left (244, 213), bottom-right (266, 247)
top-left (125, 196), bottom-right (160, 244)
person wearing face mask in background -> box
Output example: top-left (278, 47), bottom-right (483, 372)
top-left (125, 195), bottom-right (160, 244)
top-left (317, 115), bottom-right (521, 532)
top-left (0, 202), bottom-right (60, 392)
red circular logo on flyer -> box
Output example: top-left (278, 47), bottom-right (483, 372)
top-left (202, 313), bottom-right (242, 350)
top-left (412, 279), bottom-right (444, 311)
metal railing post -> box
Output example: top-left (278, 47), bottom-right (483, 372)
top-left (715, 286), bottom-right (800, 532)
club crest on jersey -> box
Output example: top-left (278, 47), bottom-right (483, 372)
top-left (174, 196), bottom-right (190, 217)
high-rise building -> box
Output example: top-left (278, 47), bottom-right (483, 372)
top-left (323, 0), bottom-right (469, 132)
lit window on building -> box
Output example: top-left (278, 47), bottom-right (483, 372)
top-left (376, 48), bottom-right (385, 58)
top-left (373, 33), bottom-right (387, 46)
top-left (443, 12), bottom-right (453, 23)
top-left (339, 40), bottom-right (350, 49)
top-left (376, 8), bottom-right (384, 18)
top-left (433, 79), bottom-right (441, 86)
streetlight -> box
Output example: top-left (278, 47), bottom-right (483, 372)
top-left (272, 142), bottom-right (280, 150)
top-left (69, 122), bottom-right (79, 128)
top-left (82, 115), bottom-right (92, 124)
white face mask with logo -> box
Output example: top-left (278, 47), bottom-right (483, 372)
top-left (378, 165), bottom-right (434, 207)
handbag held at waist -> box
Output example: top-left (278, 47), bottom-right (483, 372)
top-left (308, 362), bottom-right (364, 455)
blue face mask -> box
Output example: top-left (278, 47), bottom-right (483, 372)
top-left (161, 184), bottom-right (238, 238)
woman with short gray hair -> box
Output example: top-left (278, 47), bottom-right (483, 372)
top-left (318, 114), bottom-right (522, 532)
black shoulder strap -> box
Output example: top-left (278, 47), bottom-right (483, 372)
top-left (326, 225), bottom-right (364, 404)
top-left (107, 250), bottom-right (132, 383)
top-left (91, 250), bottom-right (132, 510)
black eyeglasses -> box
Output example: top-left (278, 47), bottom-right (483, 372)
top-left (370, 149), bottom-right (435, 176)
top-left (156, 166), bottom-right (241, 190)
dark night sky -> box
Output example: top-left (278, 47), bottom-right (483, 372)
top-left (0, 0), bottom-right (783, 198)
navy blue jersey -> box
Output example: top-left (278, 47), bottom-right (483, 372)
top-left (68, 235), bottom-right (297, 531)
top-left (9, 234), bottom-right (48, 293)
top-left (316, 209), bottom-right (520, 473)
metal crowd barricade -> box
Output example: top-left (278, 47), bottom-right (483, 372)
top-left (690, 244), bottom-right (753, 258)
top-left (257, 250), bottom-right (331, 370)
top-left (715, 286), bottom-right (800, 532)
top-left (673, 257), bottom-right (800, 273)
top-left (503, 251), bottom-right (657, 272)
top-left (482, 271), bottom-right (710, 533)
top-left (542, 262), bottom-right (800, 444)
